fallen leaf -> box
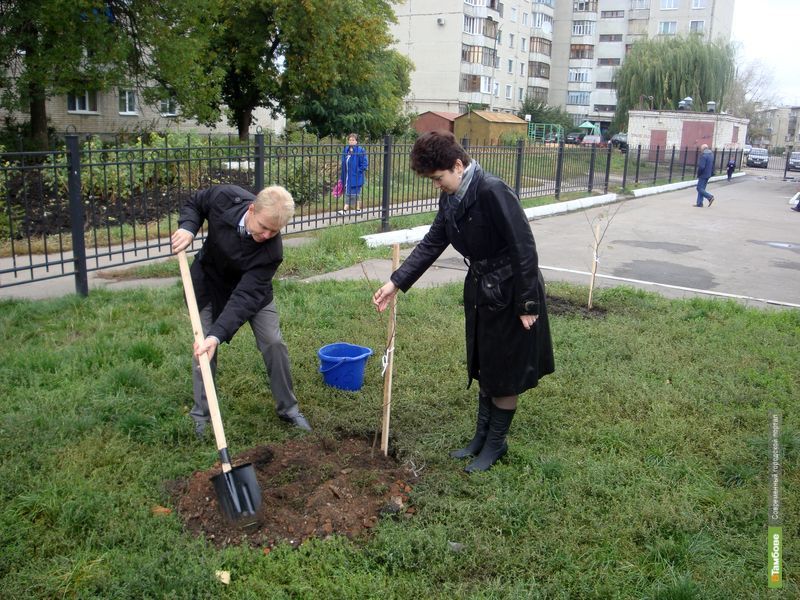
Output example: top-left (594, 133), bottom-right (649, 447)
top-left (151, 505), bottom-right (173, 516)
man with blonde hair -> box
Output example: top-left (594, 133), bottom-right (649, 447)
top-left (171, 184), bottom-right (311, 437)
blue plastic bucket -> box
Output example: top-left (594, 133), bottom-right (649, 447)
top-left (318, 342), bottom-right (373, 391)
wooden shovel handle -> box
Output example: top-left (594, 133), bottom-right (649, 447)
top-left (177, 251), bottom-right (231, 470)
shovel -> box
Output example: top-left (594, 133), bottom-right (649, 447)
top-left (177, 250), bottom-right (262, 523)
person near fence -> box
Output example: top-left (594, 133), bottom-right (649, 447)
top-left (371, 131), bottom-right (555, 473)
top-left (337, 133), bottom-right (369, 216)
top-left (171, 184), bottom-right (311, 438)
top-left (726, 158), bottom-right (736, 181)
top-left (695, 144), bottom-right (715, 207)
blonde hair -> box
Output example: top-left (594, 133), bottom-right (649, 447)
top-left (254, 185), bottom-right (295, 227)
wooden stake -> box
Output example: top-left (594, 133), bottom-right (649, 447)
top-left (381, 243), bottom-right (400, 456)
top-left (588, 222), bottom-right (600, 309)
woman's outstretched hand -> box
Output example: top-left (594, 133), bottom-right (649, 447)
top-left (373, 281), bottom-right (398, 312)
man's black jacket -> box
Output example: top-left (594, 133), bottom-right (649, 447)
top-left (178, 184), bottom-right (283, 344)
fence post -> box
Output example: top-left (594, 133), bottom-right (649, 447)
top-left (381, 135), bottom-right (393, 233)
top-left (603, 143), bottom-right (612, 194)
top-left (555, 140), bottom-right (565, 199)
top-left (66, 135), bottom-right (88, 297)
top-left (587, 144), bottom-right (597, 193)
top-left (634, 145), bottom-right (642, 184)
top-left (668, 146), bottom-right (676, 182)
top-left (514, 139), bottom-right (524, 196)
top-left (621, 146), bottom-right (630, 190)
top-left (254, 133), bottom-right (264, 191)
top-left (652, 145), bottom-right (660, 183)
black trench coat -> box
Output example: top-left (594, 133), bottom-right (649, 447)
top-left (390, 165), bottom-right (555, 396)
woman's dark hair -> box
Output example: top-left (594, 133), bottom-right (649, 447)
top-left (410, 131), bottom-right (471, 175)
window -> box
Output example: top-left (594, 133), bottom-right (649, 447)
top-left (533, 0), bottom-right (554, 6)
top-left (530, 37), bottom-right (552, 56)
top-left (484, 18), bottom-right (500, 38)
top-left (599, 34), bottom-right (623, 42)
top-left (529, 61), bottom-right (550, 78)
top-left (118, 89), bottom-right (137, 114)
top-left (508, 59), bottom-right (514, 73)
top-left (460, 74), bottom-right (481, 93)
top-left (527, 86), bottom-right (548, 102)
top-left (511, 7), bottom-right (517, 21)
top-left (601, 10), bottom-right (624, 18)
top-left (597, 57), bottom-right (621, 66)
top-left (532, 12), bottom-right (553, 30)
top-left (594, 104), bottom-right (616, 112)
top-left (569, 68), bottom-right (591, 82)
top-left (505, 84), bottom-right (512, 99)
top-left (660, 0), bottom-right (678, 8)
top-left (570, 44), bottom-right (594, 59)
top-left (572, 21), bottom-right (595, 36)
top-left (462, 44), bottom-right (497, 66)
top-left (519, 61), bottom-right (526, 76)
top-left (521, 37), bottom-right (527, 52)
top-left (494, 81), bottom-right (499, 97)
top-left (67, 91), bottom-right (98, 113)
top-left (519, 87), bottom-right (525, 101)
top-left (631, 0), bottom-right (649, 8)
top-left (689, 20), bottom-right (704, 33)
top-left (509, 33), bottom-right (515, 48)
top-left (596, 81), bottom-right (616, 89)
top-left (522, 12), bottom-right (528, 25)
top-left (573, 1), bottom-right (597, 11)
top-left (464, 15), bottom-right (480, 34)
top-left (160, 98), bottom-right (178, 116)
top-left (481, 76), bottom-right (492, 94)
top-left (567, 91), bottom-right (591, 105)
top-left (692, 0), bottom-right (706, 7)
top-left (658, 21), bottom-right (677, 34)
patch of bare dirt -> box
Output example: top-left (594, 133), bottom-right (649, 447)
top-left (547, 295), bottom-right (606, 318)
top-left (167, 436), bottom-right (416, 549)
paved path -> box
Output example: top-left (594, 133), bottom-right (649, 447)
top-left (3, 172), bottom-right (799, 308)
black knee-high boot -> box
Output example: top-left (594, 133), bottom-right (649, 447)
top-left (450, 393), bottom-right (492, 459)
top-left (464, 405), bottom-right (515, 473)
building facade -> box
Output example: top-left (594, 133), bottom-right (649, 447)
top-left (390, 0), bottom-right (734, 130)
top-left (752, 106), bottom-right (799, 152)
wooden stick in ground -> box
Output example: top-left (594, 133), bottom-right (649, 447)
top-left (588, 222), bottom-right (600, 309)
top-left (381, 243), bottom-right (400, 456)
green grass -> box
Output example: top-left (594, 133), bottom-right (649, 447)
top-left (1, 232), bottom-right (798, 597)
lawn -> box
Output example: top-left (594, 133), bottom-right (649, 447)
top-left (0, 229), bottom-right (798, 598)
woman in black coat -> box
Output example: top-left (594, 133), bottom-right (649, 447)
top-left (373, 131), bottom-right (554, 472)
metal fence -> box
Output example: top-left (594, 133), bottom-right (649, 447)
top-left (0, 133), bottom-right (743, 294)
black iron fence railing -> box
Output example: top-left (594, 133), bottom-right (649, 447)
top-left (0, 133), bottom-right (747, 294)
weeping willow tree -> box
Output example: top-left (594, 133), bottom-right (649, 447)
top-left (612, 36), bottom-right (736, 132)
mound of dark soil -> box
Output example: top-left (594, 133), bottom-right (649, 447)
top-left (167, 436), bottom-right (416, 549)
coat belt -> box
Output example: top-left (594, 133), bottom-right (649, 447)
top-left (465, 253), bottom-right (511, 276)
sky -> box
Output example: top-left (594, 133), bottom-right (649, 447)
top-left (730, 0), bottom-right (800, 106)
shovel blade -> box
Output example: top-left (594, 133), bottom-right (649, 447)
top-left (211, 463), bottom-right (262, 523)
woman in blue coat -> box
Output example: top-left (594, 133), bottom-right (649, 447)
top-left (337, 133), bottom-right (369, 215)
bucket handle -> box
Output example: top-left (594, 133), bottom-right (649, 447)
top-left (319, 358), bottom-right (348, 374)
top-left (319, 351), bottom-right (371, 374)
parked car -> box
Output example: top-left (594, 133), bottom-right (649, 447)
top-left (743, 144), bottom-right (752, 155)
top-left (580, 134), bottom-right (606, 147)
top-left (788, 151), bottom-right (800, 171)
top-left (544, 132), bottom-right (561, 143)
top-left (565, 131), bottom-right (585, 144)
top-left (746, 148), bottom-right (769, 168)
top-left (610, 132), bottom-right (628, 151)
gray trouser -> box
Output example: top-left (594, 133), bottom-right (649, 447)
top-left (190, 301), bottom-right (300, 423)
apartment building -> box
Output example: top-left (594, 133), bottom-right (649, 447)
top-left (550, 0), bottom-right (734, 128)
top-left (752, 106), bottom-right (800, 151)
top-left (390, 0), bottom-right (556, 115)
top-left (390, 0), bottom-right (734, 129)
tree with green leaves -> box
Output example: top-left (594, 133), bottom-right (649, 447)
top-left (612, 36), bottom-right (735, 133)
top-left (207, 0), bottom-right (411, 140)
top-left (0, 0), bottom-right (223, 149)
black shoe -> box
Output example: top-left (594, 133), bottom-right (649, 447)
top-left (708, 196), bottom-right (714, 206)
top-left (279, 412), bottom-right (312, 431)
top-left (194, 420), bottom-right (209, 440)
top-left (450, 393), bottom-right (492, 459)
top-left (792, 205), bottom-right (800, 212)
top-left (464, 406), bottom-right (516, 473)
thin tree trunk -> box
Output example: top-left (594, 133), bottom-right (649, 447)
top-left (28, 85), bottom-right (49, 151)
top-left (237, 110), bottom-right (252, 142)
